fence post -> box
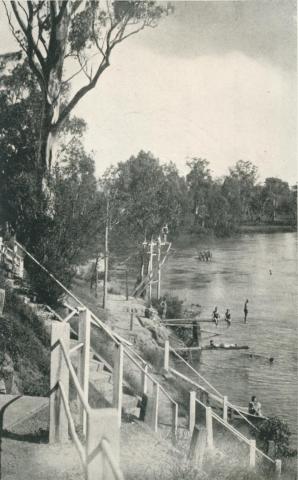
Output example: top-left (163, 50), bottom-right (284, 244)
top-left (129, 309), bottom-right (134, 331)
top-left (49, 321), bottom-right (70, 444)
top-left (163, 340), bottom-right (170, 372)
top-left (223, 396), bottom-right (228, 422)
top-left (152, 383), bottom-right (159, 432)
top-left (189, 391), bottom-right (196, 433)
top-left (78, 308), bottom-right (91, 435)
top-left (113, 343), bottom-right (123, 427)
top-left (206, 407), bottom-right (213, 449)
top-left (188, 425), bottom-right (207, 468)
top-left (249, 439), bottom-right (256, 468)
top-left (171, 402), bottom-right (178, 445)
top-left (86, 408), bottom-right (120, 480)
top-left (275, 459), bottom-right (282, 477)
top-left (141, 363), bottom-right (148, 395)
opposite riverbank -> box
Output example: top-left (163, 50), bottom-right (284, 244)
top-left (238, 224), bottom-right (296, 233)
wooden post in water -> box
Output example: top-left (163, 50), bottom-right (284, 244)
top-left (249, 439), bottom-right (256, 468)
top-left (49, 321), bottom-right (70, 444)
top-left (192, 321), bottom-right (200, 346)
top-left (206, 407), bottom-right (213, 449)
top-left (189, 391), bottom-right (196, 433)
top-left (78, 308), bottom-right (91, 435)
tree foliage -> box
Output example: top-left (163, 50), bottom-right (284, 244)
top-left (3, 0), bottom-right (170, 189)
top-left (0, 58), bottom-right (103, 304)
top-left (103, 151), bottom-right (187, 243)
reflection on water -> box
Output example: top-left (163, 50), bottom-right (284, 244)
top-left (162, 233), bottom-right (297, 444)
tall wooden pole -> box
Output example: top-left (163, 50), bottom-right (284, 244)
top-left (157, 239), bottom-right (161, 299)
top-left (148, 239), bottom-right (154, 302)
top-left (103, 197), bottom-right (109, 309)
top-left (125, 269), bottom-right (128, 301)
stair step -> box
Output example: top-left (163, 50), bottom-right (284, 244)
top-left (0, 394), bottom-right (48, 430)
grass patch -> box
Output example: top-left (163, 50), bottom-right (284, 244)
top-left (0, 307), bottom-right (50, 396)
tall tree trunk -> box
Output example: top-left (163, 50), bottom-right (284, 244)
top-left (37, 5), bottom-right (71, 191)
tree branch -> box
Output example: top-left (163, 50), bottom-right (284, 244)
top-left (56, 57), bottom-right (109, 129)
top-left (11, 1), bottom-right (46, 72)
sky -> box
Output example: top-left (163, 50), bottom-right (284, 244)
top-left (0, 1), bottom-right (297, 184)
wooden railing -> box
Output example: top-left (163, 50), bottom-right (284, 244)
top-left (0, 237), bottom-right (24, 279)
top-left (13, 240), bottom-right (179, 441)
top-left (50, 318), bottom-right (124, 480)
top-left (163, 341), bottom-right (282, 475)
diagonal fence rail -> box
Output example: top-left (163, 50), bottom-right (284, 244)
top-left (162, 340), bottom-right (281, 475)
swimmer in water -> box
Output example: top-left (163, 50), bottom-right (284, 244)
top-left (225, 309), bottom-right (231, 327)
top-left (244, 299), bottom-right (248, 323)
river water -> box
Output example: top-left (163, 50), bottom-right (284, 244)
top-left (161, 232), bottom-right (297, 444)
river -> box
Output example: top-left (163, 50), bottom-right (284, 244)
top-left (160, 232), bottom-right (297, 445)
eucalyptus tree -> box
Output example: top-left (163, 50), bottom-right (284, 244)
top-left (3, 1), bottom-right (170, 191)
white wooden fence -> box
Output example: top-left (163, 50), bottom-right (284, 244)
top-left (50, 317), bottom-right (124, 480)
top-left (163, 340), bottom-right (282, 476)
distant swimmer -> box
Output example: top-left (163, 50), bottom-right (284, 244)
top-left (244, 299), bottom-right (249, 323)
top-left (269, 269), bottom-right (272, 275)
top-left (212, 307), bottom-right (220, 326)
top-left (225, 309), bottom-right (231, 327)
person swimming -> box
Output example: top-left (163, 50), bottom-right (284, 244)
top-left (244, 299), bottom-right (249, 323)
top-left (212, 307), bottom-right (220, 326)
top-left (225, 309), bottom-right (231, 327)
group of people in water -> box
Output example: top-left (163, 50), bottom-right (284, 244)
top-left (197, 250), bottom-right (212, 262)
top-left (212, 299), bottom-right (249, 326)
top-left (212, 306), bottom-right (231, 326)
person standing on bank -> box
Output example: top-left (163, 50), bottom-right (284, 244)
top-left (244, 299), bottom-right (249, 323)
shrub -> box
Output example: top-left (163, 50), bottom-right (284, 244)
top-left (256, 416), bottom-right (297, 458)
top-left (152, 293), bottom-right (183, 319)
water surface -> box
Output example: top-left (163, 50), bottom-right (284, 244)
top-left (161, 233), bottom-right (297, 444)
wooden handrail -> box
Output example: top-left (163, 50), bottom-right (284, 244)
top-left (58, 381), bottom-right (86, 464)
top-left (123, 348), bottom-right (177, 406)
top-left (59, 339), bottom-right (91, 415)
top-left (170, 347), bottom-right (223, 398)
top-left (170, 367), bottom-right (222, 404)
